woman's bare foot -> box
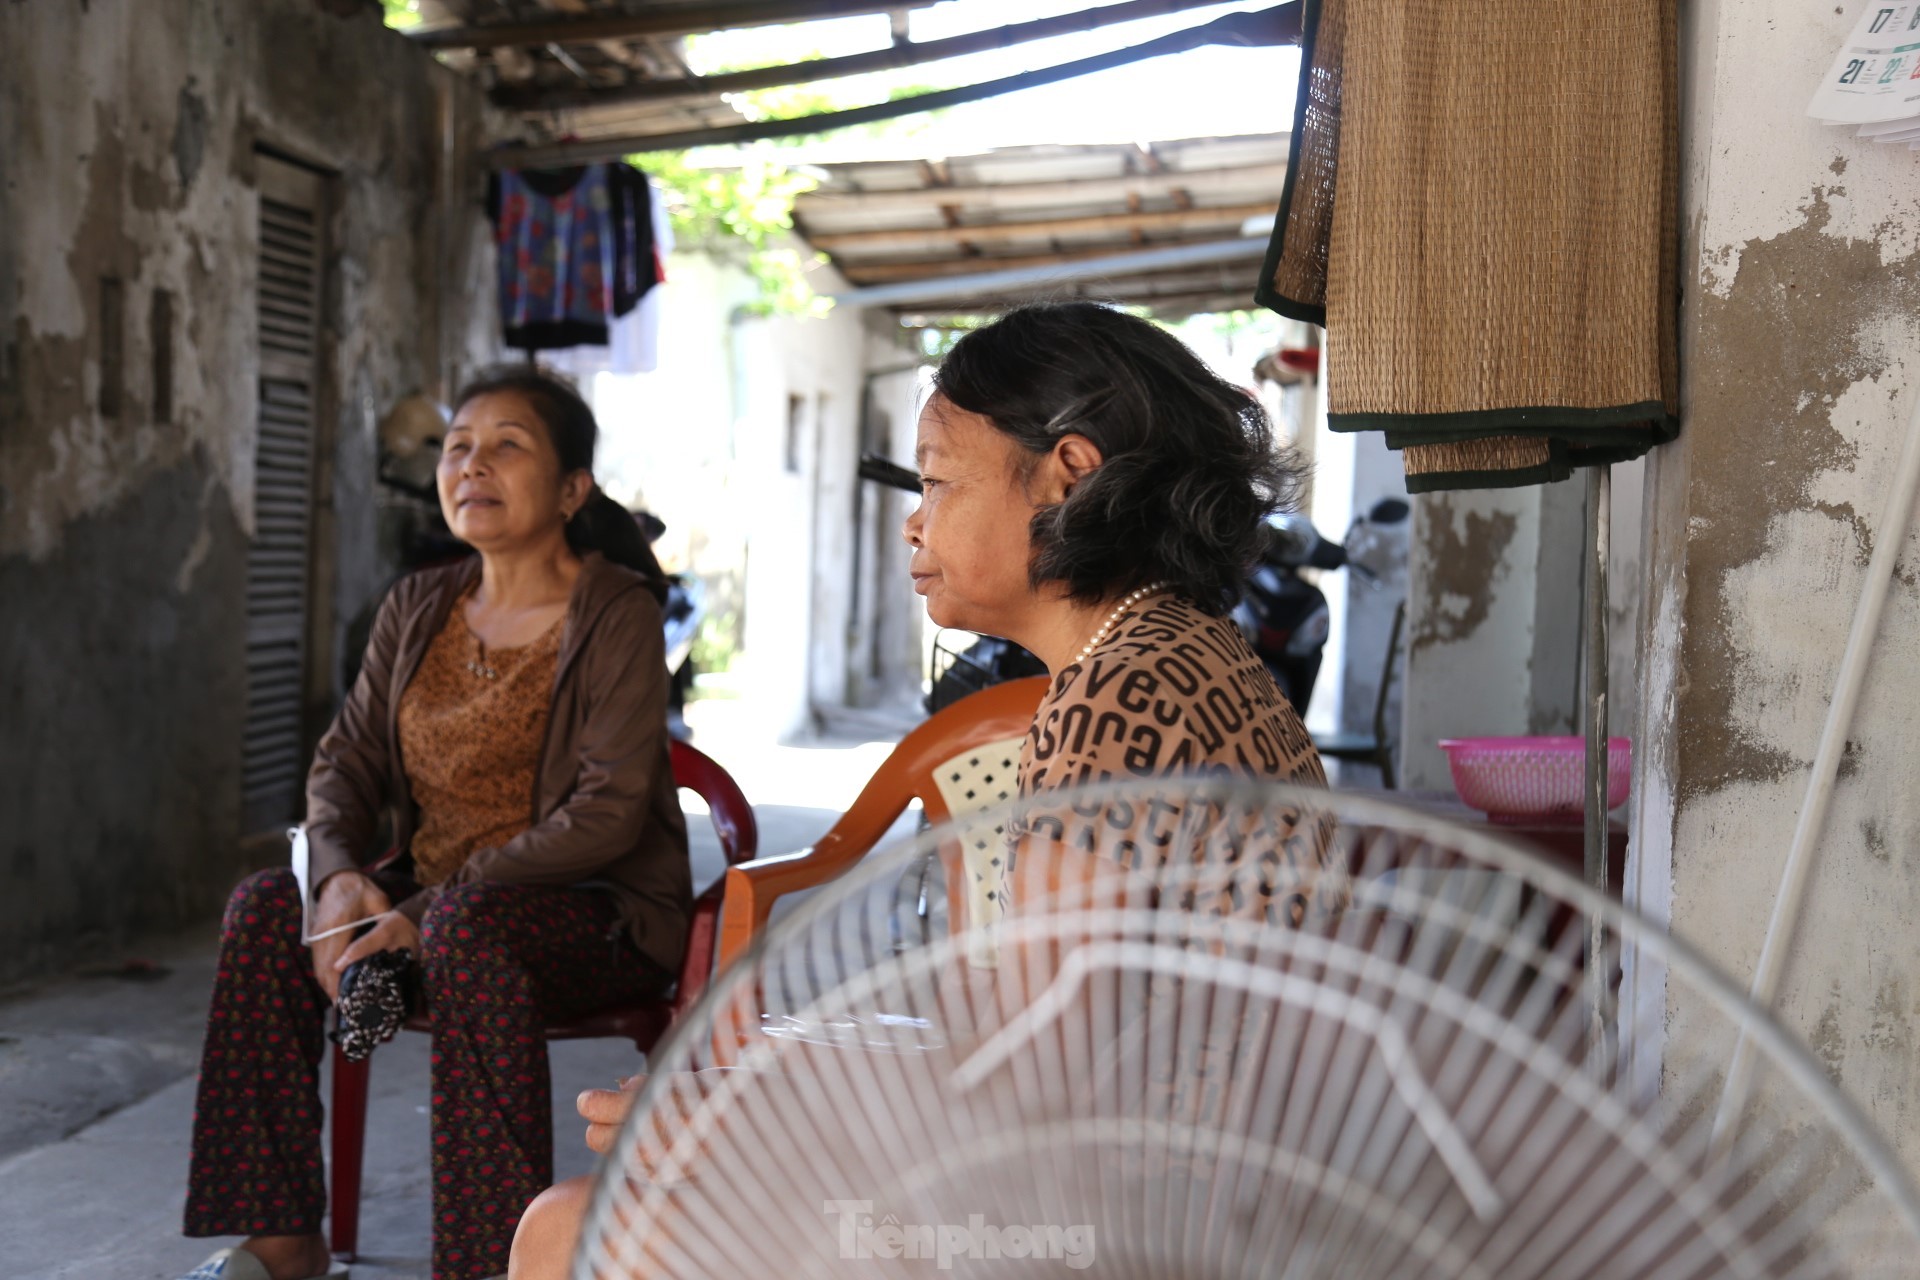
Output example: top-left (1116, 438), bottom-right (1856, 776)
top-left (237, 1233), bottom-right (331, 1280)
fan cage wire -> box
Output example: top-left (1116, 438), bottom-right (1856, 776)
top-left (574, 779), bottom-right (1920, 1280)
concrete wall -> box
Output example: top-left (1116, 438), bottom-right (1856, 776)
top-left (0, 0), bottom-right (499, 982)
top-left (1634, 0), bottom-right (1920, 1182)
top-left (734, 301), bottom-right (864, 738)
top-left (1398, 483), bottom-right (1587, 790)
top-left (738, 301), bottom-right (925, 738)
top-left (585, 251), bottom-right (928, 740)
top-left (844, 362), bottom-right (933, 717)
top-left (585, 251), bottom-right (762, 688)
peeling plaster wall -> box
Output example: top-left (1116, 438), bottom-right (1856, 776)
top-left (0, 0), bottom-right (500, 983)
top-left (1638, 0), bottom-right (1920, 1191)
top-left (1398, 483), bottom-right (1586, 789)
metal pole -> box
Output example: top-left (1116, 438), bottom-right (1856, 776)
top-left (1585, 462), bottom-right (1612, 1079)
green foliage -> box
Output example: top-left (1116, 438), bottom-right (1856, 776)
top-left (688, 605), bottom-right (743, 681)
top-left (1160, 308), bottom-right (1290, 351)
top-left (625, 151), bottom-right (833, 318)
top-left (379, 0), bottom-right (422, 29)
top-left (628, 34), bottom-right (952, 314)
top-left (911, 318), bottom-right (991, 359)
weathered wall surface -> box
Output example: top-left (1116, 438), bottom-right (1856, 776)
top-left (0, 0), bottom-right (499, 982)
top-left (1637, 0), bottom-right (1920, 1185)
top-left (1398, 482), bottom-right (1586, 789)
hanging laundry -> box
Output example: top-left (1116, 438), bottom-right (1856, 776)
top-left (488, 162), bottom-right (659, 353)
top-left (541, 177), bottom-right (674, 380)
top-left (624, 175), bottom-right (674, 374)
top-left (1255, 0), bottom-right (1679, 492)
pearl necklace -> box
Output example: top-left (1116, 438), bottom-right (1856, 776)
top-left (1073, 581), bottom-right (1172, 665)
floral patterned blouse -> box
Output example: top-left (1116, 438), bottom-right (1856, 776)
top-left (396, 592), bottom-right (563, 886)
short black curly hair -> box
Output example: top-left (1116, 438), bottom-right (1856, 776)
top-left (932, 301), bottom-right (1305, 615)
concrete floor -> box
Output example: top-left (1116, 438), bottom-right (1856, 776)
top-left (0, 699), bottom-right (916, 1280)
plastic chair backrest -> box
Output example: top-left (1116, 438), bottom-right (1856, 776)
top-left (671, 737), bottom-right (758, 868)
top-left (930, 735), bottom-right (1028, 966)
top-left (669, 737), bottom-right (759, 1016)
top-left (715, 676), bottom-right (1049, 970)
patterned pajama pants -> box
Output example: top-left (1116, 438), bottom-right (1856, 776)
top-left (184, 867), bottom-right (668, 1280)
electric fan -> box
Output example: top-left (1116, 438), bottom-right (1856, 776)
top-left (574, 779), bottom-right (1920, 1279)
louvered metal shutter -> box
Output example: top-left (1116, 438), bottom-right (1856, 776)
top-left (242, 157), bottom-right (325, 833)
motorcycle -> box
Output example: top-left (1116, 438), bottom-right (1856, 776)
top-left (1231, 497), bottom-right (1409, 714)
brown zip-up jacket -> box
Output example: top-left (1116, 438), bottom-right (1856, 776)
top-left (303, 552), bottom-right (692, 975)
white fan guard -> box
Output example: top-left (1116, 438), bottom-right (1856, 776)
top-left (575, 779), bottom-right (1920, 1279)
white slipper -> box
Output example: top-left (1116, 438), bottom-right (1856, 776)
top-left (177, 1248), bottom-right (347, 1280)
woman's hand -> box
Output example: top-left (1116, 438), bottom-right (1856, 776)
top-left (310, 870), bottom-right (393, 1001)
top-left (334, 910), bottom-right (423, 982)
top-left (579, 1075), bottom-right (643, 1154)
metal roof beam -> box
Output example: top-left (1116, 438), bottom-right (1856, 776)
top-left (412, 0), bottom-right (936, 51)
top-left (487, 5), bottom-right (1301, 168)
top-left (492, 0), bottom-right (1235, 109)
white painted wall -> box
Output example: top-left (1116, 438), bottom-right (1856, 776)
top-left (1635, 0), bottom-right (1920, 1208)
top-left (1311, 422), bottom-right (1411, 769)
top-left (1398, 482), bottom-right (1586, 790)
top-left (846, 363), bottom-right (934, 715)
top-left (591, 250), bottom-right (924, 741)
top-left (588, 253), bottom-right (755, 560)
top-left (1607, 455), bottom-right (1647, 740)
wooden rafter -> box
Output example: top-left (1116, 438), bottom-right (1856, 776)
top-left (799, 162), bottom-right (1287, 215)
top-left (806, 201), bottom-right (1275, 251)
top-left (894, 286), bottom-right (1258, 318)
top-left (836, 239), bottom-right (1254, 282)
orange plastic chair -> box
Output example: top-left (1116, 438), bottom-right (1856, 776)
top-left (326, 738), bottom-right (757, 1260)
top-left (715, 676), bottom-right (1049, 973)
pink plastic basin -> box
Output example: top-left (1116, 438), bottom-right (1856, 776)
top-left (1438, 736), bottom-right (1631, 825)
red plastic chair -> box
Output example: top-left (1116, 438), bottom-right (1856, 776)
top-left (326, 738), bottom-right (758, 1260)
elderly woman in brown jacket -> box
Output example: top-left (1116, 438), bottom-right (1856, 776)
top-left (177, 370), bottom-right (690, 1280)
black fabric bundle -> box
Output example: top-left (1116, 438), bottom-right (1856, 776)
top-left (331, 948), bottom-right (421, 1062)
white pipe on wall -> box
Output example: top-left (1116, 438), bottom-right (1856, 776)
top-left (1711, 381), bottom-right (1920, 1156)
